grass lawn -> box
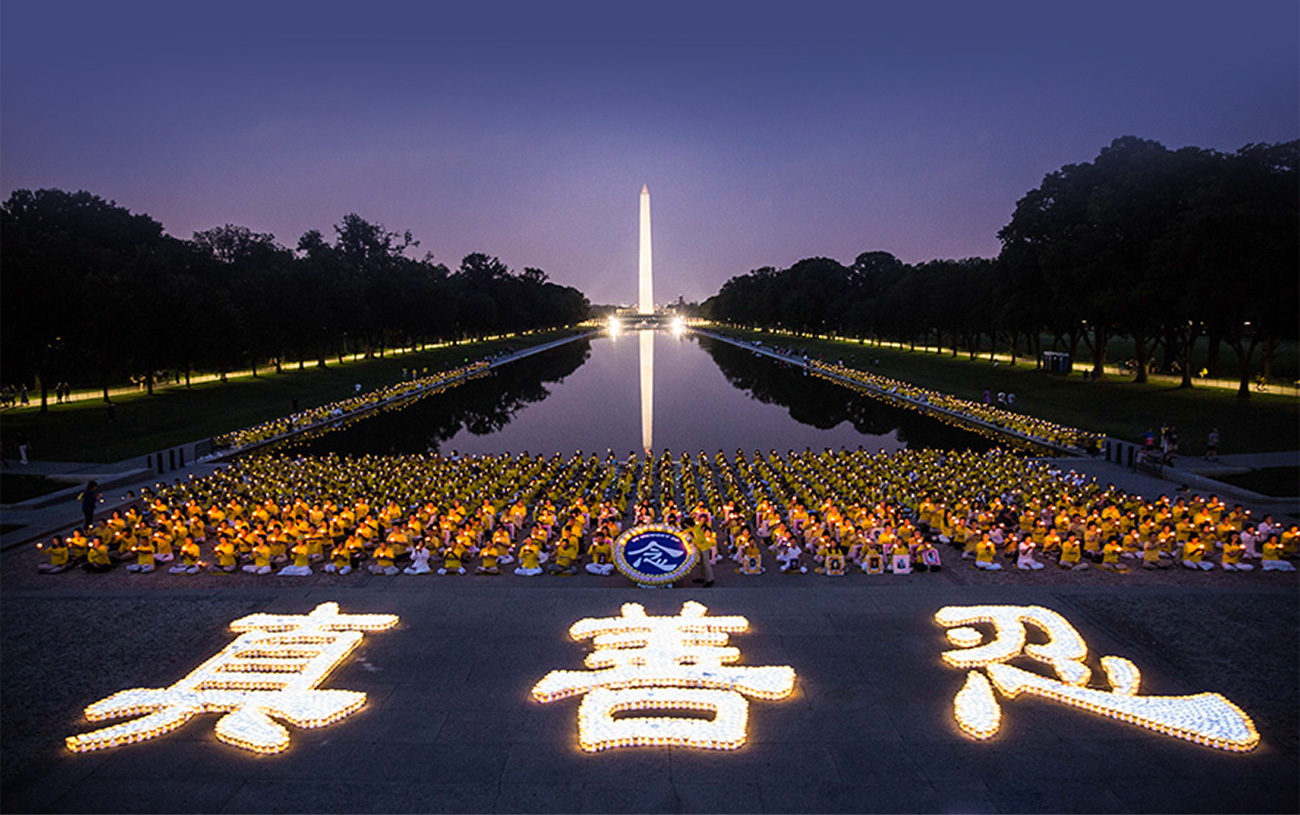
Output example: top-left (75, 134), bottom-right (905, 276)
top-left (0, 329), bottom-right (584, 463)
top-left (0, 474), bottom-right (68, 504)
top-left (1213, 467), bottom-right (1300, 498)
top-left (713, 326), bottom-right (1300, 455)
top-left (0, 524), bottom-right (27, 534)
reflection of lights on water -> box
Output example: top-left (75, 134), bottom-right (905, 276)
top-left (640, 331), bottom-right (653, 452)
top-left (608, 317), bottom-right (622, 336)
top-left (670, 317), bottom-right (686, 337)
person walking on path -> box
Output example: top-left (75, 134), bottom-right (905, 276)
top-left (17, 432), bottom-right (30, 465)
top-left (79, 481), bottom-right (99, 529)
top-left (1206, 427), bottom-right (1220, 461)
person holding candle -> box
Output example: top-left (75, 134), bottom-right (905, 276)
top-left (83, 537), bottom-right (113, 573)
top-left (1261, 536), bottom-right (1295, 571)
top-left (514, 537), bottom-right (543, 576)
top-left (278, 539), bottom-right (313, 576)
top-left (170, 537), bottom-right (201, 574)
top-left (324, 541), bottom-right (353, 574)
top-left (126, 534), bottom-right (156, 573)
top-left (1181, 536), bottom-right (1213, 570)
top-left (1220, 534), bottom-right (1252, 571)
top-left (403, 541), bottom-right (432, 574)
top-left (585, 531), bottom-right (614, 575)
top-left (37, 536), bottom-right (72, 574)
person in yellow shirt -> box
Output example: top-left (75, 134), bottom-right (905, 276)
top-left (170, 537), bottom-right (201, 574)
top-left (324, 542), bottom-right (353, 574)
top-left (821, 540), bottom-right (847, 575)
top-left (737, 533), bottom-right (765, 574)
top-left (152, 529), bottom-right (175, 564)
top-left (1220, 534), bottom-right (1252, 572)
top-left (1261, 536), bottom-right (1295, 572)
top-left (1082, 524), bottom-right (1103, 562)
top-left (1099, 538), bottom-right (1128, 571)
top-left (974, 534), bottom-right (1001, 571)
top-left (514, 539), bottom-right (543, 576)
top-left (438, 542), bottom-right (466, 575)
top-left (126, 536), bottom-right (156, 573)
top-left (385, 525), bottom-right (410, 558)
top-left (585, 532), bottom-right (615, 575)
top-left (67, 529), bottom-right (90, 562)
top-left (550, 535), bottom-right (579, 575)
top-left (688, 519), bottom-right (715, 587)
top-left (491, 525), bottom-right (514, 564)
top-left (960, 524), bottom-right (980, 561)
top-left (1140, 533), bottom-right (1165, 570)
top-left (1057, 536), bottom-right (1087, 570)
top-left (83, 537), bottom-right (113, 573)
top-left (476, 542), bottom-right (502, 575)
top-left (242, 540), bottom-right (273, 574)
top-left (110, 528), bottom-right (135, 563)
top-left (1273, 524), bottom-right (1297, 557)
top-left (37, 536), bottom-right (72, 574)
top-left (368, 541), bottom-right (398, 575)
top-left (278, 540), bottom-right (313, 576)
top-left (1180, 536), bottom-right (1213, 571)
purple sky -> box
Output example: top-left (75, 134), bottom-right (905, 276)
top-left (3, 1), bottom-right (1296, 305)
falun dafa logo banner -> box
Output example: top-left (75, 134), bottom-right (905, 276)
top-left (613, 524), bottom-right (697, 585)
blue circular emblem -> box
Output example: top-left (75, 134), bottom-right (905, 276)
top-left (613, 524), bottom-right (697, 586)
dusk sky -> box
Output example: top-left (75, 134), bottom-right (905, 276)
top-left (3, 1), bottom-right (1296, 305)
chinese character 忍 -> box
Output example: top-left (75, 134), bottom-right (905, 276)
top-left (934, 605), bottom-right (1258, 752)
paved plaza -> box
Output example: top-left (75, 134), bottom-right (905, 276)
top-left (2, 574), bottom-right (1296, 814)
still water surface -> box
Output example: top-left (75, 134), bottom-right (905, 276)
top-left (284, 329), bottom-right (993, 457)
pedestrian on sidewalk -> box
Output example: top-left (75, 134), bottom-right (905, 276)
top-left (79, 481), bottom-right (99, 529)
top-left (17, 432), bottom-right (30, 465)
top-left (1206, 427), bottom-right (1220, 461)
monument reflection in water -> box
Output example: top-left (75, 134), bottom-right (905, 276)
top-left (284, 328), bottom-right (995, 456)
top-left (641, 329), bottom-right (654, 453)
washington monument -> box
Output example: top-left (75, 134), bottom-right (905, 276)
top-left (639, 184), bottom-right (653, 314)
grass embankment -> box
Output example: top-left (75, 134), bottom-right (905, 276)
top-left (713, 327), bottom-right (1300, 455)
top-left (1213, 467), bottom-right (1300, 498)
top-left (0, 329), bottom-right (584, 463)
top-left (0, 474), bottom-right (67, 504)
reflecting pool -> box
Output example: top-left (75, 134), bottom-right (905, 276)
top-left (282, 329), bottom-right (994, 457)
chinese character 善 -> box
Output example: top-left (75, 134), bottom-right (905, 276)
top-left (532, 601), bottom-right (795, 751)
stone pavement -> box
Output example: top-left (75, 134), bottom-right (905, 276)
top-left (2, 579), bottom-right (1296, 814)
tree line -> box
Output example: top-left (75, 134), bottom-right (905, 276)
top-left (1, 191), bottom-right (590, 411)
top-left (704, 137), bottom-right (1298, 396)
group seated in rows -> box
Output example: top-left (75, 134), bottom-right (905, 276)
top-left (37, 448), bottom-right (1298, 578)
